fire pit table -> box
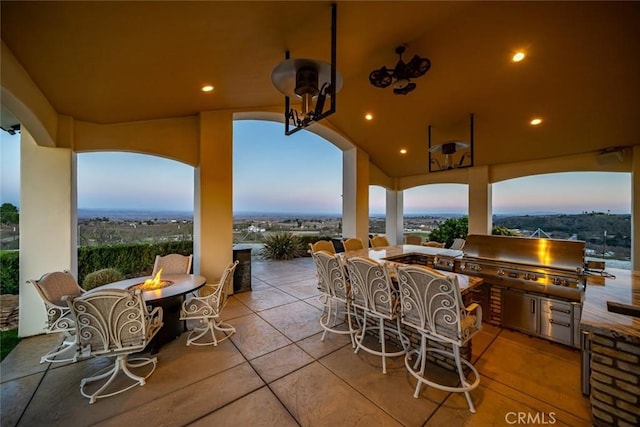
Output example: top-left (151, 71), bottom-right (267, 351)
top-left (99, 273), bottom-right (206, 353)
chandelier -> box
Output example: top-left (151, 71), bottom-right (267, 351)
top-left (271, 4), bottom-right (342, 136)
top-left (369, 45), bottom-right (431, 95)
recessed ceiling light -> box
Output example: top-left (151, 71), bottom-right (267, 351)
top-left (201, 85), bottom-right (214, 92)
top-left (530, 118), bottom-right (543, 126)
top-left (365, 113), bottom-right (373, 121)
top-left (400, 148), bottom-right (407, 154)
top-left (512, 52), bottom-right (526, 62)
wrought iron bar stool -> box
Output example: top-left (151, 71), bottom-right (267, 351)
top-left (308, 239), bottom-right (336, 255)
top-left (342, 237), bottom-right (365, 251)
top-left (369, 235), bottom-right (390, 248)
top-left (396, 264), bottom-right (482, 413)
top-left (346, 256), bottom-right (409, 374)
top-left (312, 251), bottom-right (359, 347)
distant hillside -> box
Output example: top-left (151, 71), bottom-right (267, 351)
top-left (78, 208), bottom-right (193, 221)
top-left (493, 213), bottom-right (630, 248)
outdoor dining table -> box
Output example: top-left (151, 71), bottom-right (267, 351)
top-left (99, 273), bottom-right (206, 352)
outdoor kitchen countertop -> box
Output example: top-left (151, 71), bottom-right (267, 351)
top-left (580, 268), bottom-right (640, 342)
top-left (340, 244), bottom-right (483, 294)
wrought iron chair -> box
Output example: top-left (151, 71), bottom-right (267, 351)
top-left (404, 235), bottom-right (422, 245)
top-left (308, 239), bottom-right (336, 254)
top-left (311, 251), bottom-right (359, 347)
top-left (449, 238), bottom-right (466, 250)
top-left (65, 288), bottom-right (163, 404)
top-left (30, 271), bottom-right (85, 363)
top-left (370, 235), bottom-right (390, 248)
top-left (342, 237), bottom-right (365, 252)
top-left (151, 253), bottom-right (193, 275)
top-left (180, 261), bottom-right (238, 346)
top-left (346, 256), bottom-right (409, 374)
top-left (423, 241), bottom-right (445, 248)
top-left (396, 264), bottom-right (481, 413)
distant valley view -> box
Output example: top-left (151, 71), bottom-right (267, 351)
top-left (1, 209), bottom-right (629, 268)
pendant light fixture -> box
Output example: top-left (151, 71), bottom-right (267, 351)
top-left (428, 114), bottom-right (475, 171)
top-left (271, 3), bottom-right (342, 136)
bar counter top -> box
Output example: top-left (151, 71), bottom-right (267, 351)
top-left (339, 244), bottom-right (483, 293)
top-left (580, 268), bottom-right (640, 342)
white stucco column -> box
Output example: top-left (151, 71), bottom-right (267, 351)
top-left (195, 111), bottom-right (234, 283)
top-left (385, 189), bottom-right (403, 244)
top-left (18, 128), bottom-right (76, 337)
top-left (343, 147), bottom-right (369, 243)
top-left (468, 165), bottom-right (492, 235)
top-left (632, 146), bottom-right (640, 275)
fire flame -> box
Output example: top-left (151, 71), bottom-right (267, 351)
top-left (129, 269), bottom-right (173, 292)
top-left (142, 269), bottom-right (165, 290)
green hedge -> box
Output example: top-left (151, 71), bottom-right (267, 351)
top-left (77, 241), bottom-right (193, 283)
top-left (0, 251), bottom-right (19, 294)
top-left (0, 241), bottom-right (193, 294)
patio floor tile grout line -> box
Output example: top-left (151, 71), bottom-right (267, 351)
top-left (467, 328), bottom-right (590, 425)
top-left (14, 350), bottom-right (58, 427)
top-left (315, 355), bottom-right (413, 426)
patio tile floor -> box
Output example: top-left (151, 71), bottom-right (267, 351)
top-left (0, 257), bottom-right (592, 426)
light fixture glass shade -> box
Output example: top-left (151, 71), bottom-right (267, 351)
top-left (271, 58), bottom-right (343, 98)
top-left (428, 114), bottom-right (474, 172)
top-left (428, 141), bottom-right (470, 154)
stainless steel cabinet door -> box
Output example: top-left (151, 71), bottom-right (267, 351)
top-left (502, 289), bottom-right (538, 334)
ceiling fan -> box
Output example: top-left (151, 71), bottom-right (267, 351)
top-left (369, 45), bottom-right (431, 95)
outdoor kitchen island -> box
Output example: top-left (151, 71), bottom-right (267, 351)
top-left (580, 269), bottom-right (640, 426)
top-left (339, 244), bottom-right (484, 370)
top-left (340, 236), bottom-right (596, 377)
top-left (353, 238), bottom-right (640, 424)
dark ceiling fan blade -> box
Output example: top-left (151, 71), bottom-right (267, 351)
top-left (369, 67), bottom-right (392, 88)
top-left (407, 55), bottom-right (431, 78)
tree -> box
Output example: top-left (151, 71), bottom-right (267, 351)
top-left (491, 226), bottom-right (521, 237)
top-left (428, 217), bottom-right (468, 248)
top-left (0, 203), bottom-right (19, 225)
top-left (429, 216), bottom-right (521, 247)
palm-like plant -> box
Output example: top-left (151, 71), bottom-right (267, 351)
top-left (261, 232), bottom-right (303, 260)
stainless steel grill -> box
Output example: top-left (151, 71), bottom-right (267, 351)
top-left (459, 234), bottom-right (587, 301)
top-left (458, 234), bottom-right (587, 348)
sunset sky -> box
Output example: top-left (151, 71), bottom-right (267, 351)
top-left (0, 120), bottom-right (631, 215)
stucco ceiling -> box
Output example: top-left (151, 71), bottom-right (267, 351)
top-left (1, 1), bottom-right (639, 178)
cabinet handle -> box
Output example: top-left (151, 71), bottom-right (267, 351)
top-left (531, 299), bottom-right (536, 314)
top-left (550, 305), bottom-right (571, 314)
top-left (550, 319), bottom-right (571, 328)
